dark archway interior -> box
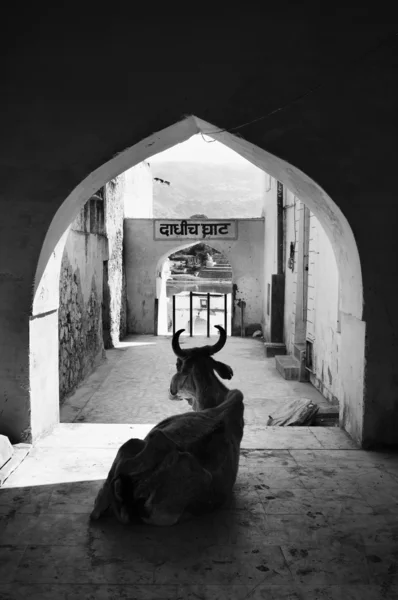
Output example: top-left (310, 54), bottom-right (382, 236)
top-left (1, 16), bottom-right (397, 450)
top-left (2, 16), bottom-right (398, 600)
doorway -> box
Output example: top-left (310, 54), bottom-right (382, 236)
top-left (172, 291), bottom-right (232, 337)
top-left (157, 243), bottom-right (233, 336)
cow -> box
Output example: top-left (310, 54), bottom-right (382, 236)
top-left (169, 325), bottom-right (235, 411)
top-left (90, 327), bottom-right (244, 527)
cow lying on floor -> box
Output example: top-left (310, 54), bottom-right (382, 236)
top-left (90, 327), bottom-right (244, 527)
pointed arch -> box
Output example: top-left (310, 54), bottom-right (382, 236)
top-left (32, 115), bottom-right (365, 444)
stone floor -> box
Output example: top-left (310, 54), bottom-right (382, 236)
top-left (60, 334), bottom-right (332, 438)
top-left (1, 335), bottom-right (398, 599)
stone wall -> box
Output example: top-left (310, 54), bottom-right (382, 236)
top-left (106, 162), bottom-right (154, 338)
top-left (58, 195), bottom-right (107, 401)
top-left (104, 177), bottom-right (126, 347)
top-left (58, 254), bottom-right (104, 399)
top-left (306, 211), bottom-right (340, 405)
top-left (124, 218), bottom-right (264, 335)
top-left (281, 188), bottom-right (341, 404)
top-left (57, 165), bottom-right (150, 400)
top-left (58, 168), bottom-right (144, 400)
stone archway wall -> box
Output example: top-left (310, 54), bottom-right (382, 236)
top-left (29, 116), bottom-right (366, 446)
top-left (123, 218), bottom-right (264, 335)
top-left (3, 21), bottom-right (398, 449)
top-left (32, 117), bottom-right (365, 442)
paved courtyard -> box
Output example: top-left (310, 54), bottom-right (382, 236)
top-left (1, 335), bottom-right (398, 599)
top-left (60, 334), bottom-right (333, 448)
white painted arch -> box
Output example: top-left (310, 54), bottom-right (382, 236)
top-left (31, 115), bottom-right (366, 444)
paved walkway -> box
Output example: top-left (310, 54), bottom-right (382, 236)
top-left (61, 334), bottom-right (333, 448)
top-left (1, 335), bottom-right (398, 598)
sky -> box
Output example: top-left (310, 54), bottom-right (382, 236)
top-left (149, 133), bottom-right (250, 165)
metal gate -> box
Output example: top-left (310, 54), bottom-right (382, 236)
top-left (172, 292), bottom-right (228, 337)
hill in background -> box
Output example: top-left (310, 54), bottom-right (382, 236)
top-left (150, 161), bottom-right (265, 219)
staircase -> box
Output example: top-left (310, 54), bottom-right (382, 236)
top-left (275, 343), bottom-right (309, 382)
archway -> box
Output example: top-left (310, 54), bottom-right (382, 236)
top-left (156, 242), bottom-right (233, 337)
top-left (32, 115), bottom-right (365, 444)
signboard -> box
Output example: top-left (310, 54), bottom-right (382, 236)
top-left (154, 219), bottom-right (238, 241)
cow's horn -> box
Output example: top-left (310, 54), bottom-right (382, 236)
top-left (171, 329), bottom-right (190, 357)
top-left (207, 325), bottom-right (227, 355)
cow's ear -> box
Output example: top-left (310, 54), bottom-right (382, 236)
top-left (213, 360), bottom-right (233, 380)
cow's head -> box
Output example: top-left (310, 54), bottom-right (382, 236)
top-left (169, 325), bottom-right (233, 411)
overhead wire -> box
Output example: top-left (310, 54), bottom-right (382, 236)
top-left (199, 31), bottom-right (398, 142)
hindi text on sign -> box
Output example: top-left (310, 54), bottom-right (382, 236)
top-left (155, 219), bottom-right (237, 240)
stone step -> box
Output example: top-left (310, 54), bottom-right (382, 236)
top-left (0, 443), bottom-right (31, 486)
top-left (313, 407), bottom-right (340, 426)
top-left (293, 342), bottom-right (306, 362)
top-left (206, 265), bottom-right (232, 269)
top-left (0, 434), bottom-right (13, 470)
top-left (275, 355), bottom-right (300, 380)
top-left (264, 342), bottom-right (287, 358)
top-left (198, 269), bottom-right (233, 279)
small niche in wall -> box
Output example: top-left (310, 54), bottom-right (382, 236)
top-left (305, 339), bottom-right (314, 372)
